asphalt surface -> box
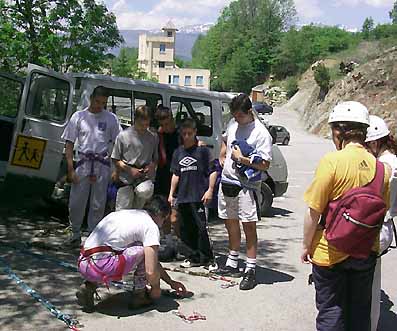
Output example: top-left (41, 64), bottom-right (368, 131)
top-left (1, 106), bottom-right (396, 331)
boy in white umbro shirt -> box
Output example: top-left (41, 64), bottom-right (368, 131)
top-left (62, 86), bottom-right (121, 247)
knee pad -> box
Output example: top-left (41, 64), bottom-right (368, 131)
top-left (134, 180), bottom-right (154, 200)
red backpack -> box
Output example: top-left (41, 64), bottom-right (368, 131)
top-left (323, 161), bottom-right (387, 259)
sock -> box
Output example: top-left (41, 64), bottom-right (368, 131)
top-left (245, 258), bottom-right (256, 273)
top-left (225, 250), bottom-right (239, 269)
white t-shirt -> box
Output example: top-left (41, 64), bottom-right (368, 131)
top-left (379, 152), bottom-right (397, 218)
top-left (222, 118), bottom-right (272, 188)
top-left (61, 108), bottom-right (121, 175)
top-left (84, 209), bottom-right (160, 251)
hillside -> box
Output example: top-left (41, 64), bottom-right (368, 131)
top-left (285, 45), bottom-right (397, 137)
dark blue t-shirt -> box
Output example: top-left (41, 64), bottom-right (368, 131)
top-left (171, 145), bottom-right (214, 203)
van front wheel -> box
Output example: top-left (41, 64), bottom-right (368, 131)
top-left (260, 183), bottom-right (273, 216)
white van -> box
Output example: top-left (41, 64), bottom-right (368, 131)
top-left (0, 64), bottom-right (288, 214)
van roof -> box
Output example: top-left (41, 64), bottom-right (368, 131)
top-left (68, 72), bottom-right (233, 101)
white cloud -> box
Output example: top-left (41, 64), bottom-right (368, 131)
top-left (294, 0), bottom-right (324, 19)
top-left (333, 0), bottom-right (394, 8)
top-left (111, 0), bottom-right (233, 30)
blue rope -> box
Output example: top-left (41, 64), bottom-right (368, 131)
top-left (1, 242), bottom-right (135, 291)
top-left (0, 255), bottom-right (80, 330)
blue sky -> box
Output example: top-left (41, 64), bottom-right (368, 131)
top-left (103, 0), bottom-right (395, 30)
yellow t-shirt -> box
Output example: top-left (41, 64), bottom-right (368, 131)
top-left (304, 144), bottom-right (390, 267)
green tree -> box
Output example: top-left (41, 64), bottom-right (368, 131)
top-left (273, 25), bottom-right (355, 79)
top-left (314, 64), bottom-right (330, 98)
top-left (390, 1), bottom-right (397, 24)
top-left (111, 48), bottom-right (136, 78)
top-left (192, 0), bottom-right (297, 92)
top-left (284, 76), bottom-right (299, 99)
top-left (0, 0), bottom-right (123, 72)
top-left (362, 17), bottom-right (375, 40)
top-left (110, 47), bottom-right (157, 80)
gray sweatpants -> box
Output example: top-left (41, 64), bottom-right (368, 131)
top-left (115, 183), bottom-right (153, 211)
top-left (69, 175), bottom-right (109, 239)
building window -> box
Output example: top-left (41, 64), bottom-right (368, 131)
top-left (172, 75), bottom-right (180, 85)
top-left (196, 76), bottom-right (204, 86)
top-left (167, 31), bottom-right (173, 37)
top-left (159, 44), bottom-right (166, 53)
top-left (184, 76), bottom-right (192, 86)
top-left (168, 75), bottom-right (172, 84)
top-left (159, 61), bottom-right (165, 68)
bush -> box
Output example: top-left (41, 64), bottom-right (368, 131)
top-left (285, 76), bottom-right (299, 99)
top-left (314, 64), bottom-right (330, 92)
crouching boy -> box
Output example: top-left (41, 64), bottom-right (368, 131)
top-left (168, 119), bottom-right (217, 268)
top-left (76, 196), bottom-right (186, 312)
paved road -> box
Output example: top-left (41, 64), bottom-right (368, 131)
top-left (1, 107), bottom-right (396, 331)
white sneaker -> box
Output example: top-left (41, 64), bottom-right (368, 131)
top-left (180, 259), bottom-right (201, 268)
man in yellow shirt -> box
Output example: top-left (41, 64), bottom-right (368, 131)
top-left (302, 101), bottom-right (390, 331)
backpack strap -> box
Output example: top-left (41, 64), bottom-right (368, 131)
top-left (366, 160), bottom-right (385, 194)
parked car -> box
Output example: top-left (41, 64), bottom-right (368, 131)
top-left (269, 125), bottom-right (290, 145)
top-left (253, 102), bottom-right (273, 115)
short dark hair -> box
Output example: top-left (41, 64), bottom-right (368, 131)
top-left (135, 105), bottom-right (151, 121)
top-left (156, 105), bottom-right (173, 121)
top-left (91, 86), bottom-right (109, 99)
top-left (230, 93), bottom-right (252, 114)
top-left (143, 195), bottom-right (171, 219)
top-left (180, 118), bottom-right (197, 130)
top-left (331, 122), bottom-right (368, 145)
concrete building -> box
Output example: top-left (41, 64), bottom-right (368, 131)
top-left (138, 21), bottom-right (210, 89)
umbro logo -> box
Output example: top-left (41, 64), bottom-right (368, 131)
top-left (179, 156), bottom-right (197, 167)
top-left (197, 208), bottom-right (205, 213)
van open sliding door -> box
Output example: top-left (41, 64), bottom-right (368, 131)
top-left (3, 64), bottom-right (74, 200)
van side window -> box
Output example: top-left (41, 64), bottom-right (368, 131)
top-left (26, 73), bottom-right (70, 122)
top-left (0, 75), bottom-right (23, 118)
top-left (133, 91), bottom-right (163, 126)
top-left (170, 96), bottom-right (212, 136)
top-left (105, 88), bottom-right (133, 128)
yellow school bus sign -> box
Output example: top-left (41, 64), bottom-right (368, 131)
top-left (11, 135), bottom-right (47, 170)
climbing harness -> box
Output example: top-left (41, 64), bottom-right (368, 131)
top-left (209, 274), bottom-right (238, 289)
top-left (76, 151), bottom-right (110, 176)
top-left (0, 256), bottom-right (81, 331)
top-left (163, 266), bottom-right (211, 278)
top-left (172, 310), bottom-right (207, 323)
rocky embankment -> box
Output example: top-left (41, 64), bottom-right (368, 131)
top-left (286, 47), bottom-right (397, 137)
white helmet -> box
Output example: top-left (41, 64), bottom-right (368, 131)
top-left (328, 101), bottom-right (370, 126)
top-left (134, 180), bottom-right (154, 200)
top-left (365, 115), bottom-right (390, 142)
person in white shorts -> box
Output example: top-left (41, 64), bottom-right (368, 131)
top-left (215, 93), bottom-right (272, 290)
top-left (62, 86), bottom-right (121, 247)
top-left (111, 105), bottom-right (158, 210)
top-left (365, 115), bottom-right (397, 331)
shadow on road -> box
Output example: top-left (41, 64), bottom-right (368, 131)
top-left (95, 292), bottom-right (180, 317)
top-left (378, 290), bottom-right (397, 331)
top-left (215, 254), bottom-right (294, 285)
top-left (264, 206), bottom-right (293, 218)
